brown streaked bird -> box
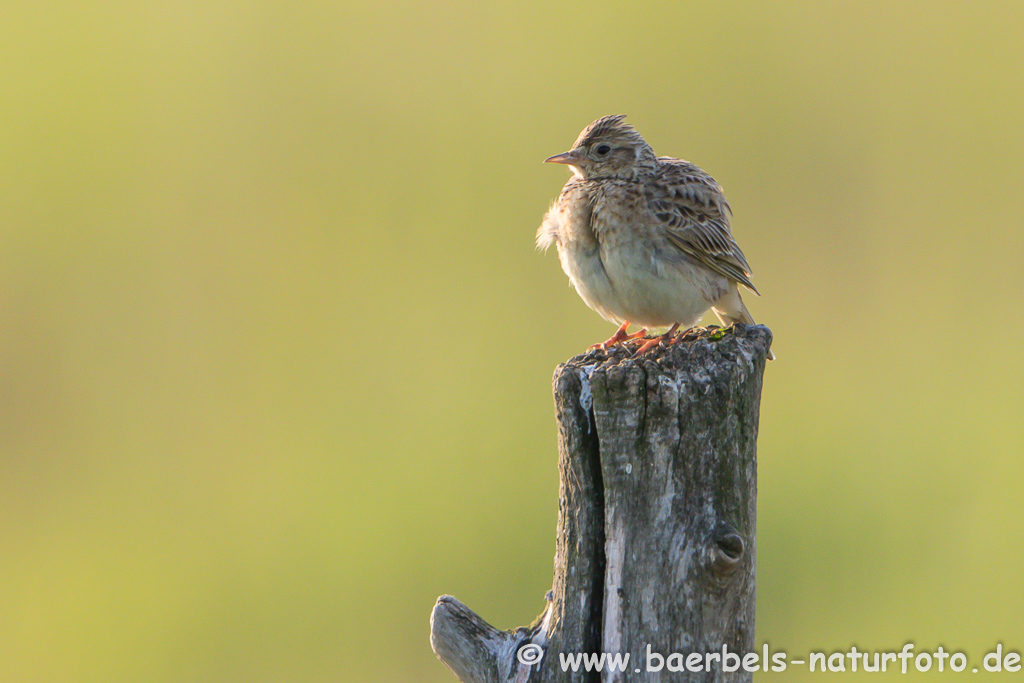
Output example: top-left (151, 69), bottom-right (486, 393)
top-left (537, 115), bottom-right (774, 360)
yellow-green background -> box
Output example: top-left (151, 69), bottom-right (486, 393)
top-left (2, 1), bottom-right (1022, 681)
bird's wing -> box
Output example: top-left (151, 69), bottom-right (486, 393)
top-left (645, 159), bottom-right (759, 295)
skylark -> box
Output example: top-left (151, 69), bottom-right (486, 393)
top-left (538, 115), bottom-right (774, 360)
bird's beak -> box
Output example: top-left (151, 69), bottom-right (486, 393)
top-left (544, 150), bottom-right (583, 165)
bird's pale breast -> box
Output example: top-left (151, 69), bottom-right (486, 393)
top-left (548, 179), bottom-right (729, 329)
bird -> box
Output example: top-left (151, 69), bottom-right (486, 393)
top-left (537, 115), bottom-right (774, 360)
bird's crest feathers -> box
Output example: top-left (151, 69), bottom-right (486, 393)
top-left (574, 114), bottom-right (647, 149)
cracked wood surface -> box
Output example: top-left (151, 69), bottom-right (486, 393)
top-left (431, 324), bottom-right (771, 683)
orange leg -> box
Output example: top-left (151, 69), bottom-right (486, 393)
top-left (590, 321), bottom-right (648, 350)
top-left (633, 323), bottom-right (681, 356)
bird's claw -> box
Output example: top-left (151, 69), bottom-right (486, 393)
top-left (590, 323), bottom-right (647, 351)
top-left (630, 323), bottom-right (683, 357)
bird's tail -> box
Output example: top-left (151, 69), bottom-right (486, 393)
top-left (713, 296), bottom-right (776, 361)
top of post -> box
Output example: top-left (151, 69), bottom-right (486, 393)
top-left (557, 323), bottom-right (773, 375)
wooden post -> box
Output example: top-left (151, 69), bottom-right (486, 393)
top-left (431, 324), bottom-right (772, 682)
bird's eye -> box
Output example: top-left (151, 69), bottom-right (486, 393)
top-left (595, 144), bottom-right (611, 156)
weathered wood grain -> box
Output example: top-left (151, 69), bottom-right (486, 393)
top-left (431, 324), bottom-right (772, 683)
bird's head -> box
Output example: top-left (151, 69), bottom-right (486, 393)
top-left (545, 115), bottom-right (657, 180)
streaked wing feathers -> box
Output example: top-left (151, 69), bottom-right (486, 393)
top-left (647, 159), bottom-right (759, 295)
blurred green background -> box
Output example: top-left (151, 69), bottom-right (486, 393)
top-left (2, 1), bottom-right (1022, 681)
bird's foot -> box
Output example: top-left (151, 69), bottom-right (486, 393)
top-left (590, 322), bottom-right (647, 351)
top-left (632, 323), bottom-right (681, 356)
top-left (668, 326), bottom-right (699, 345)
